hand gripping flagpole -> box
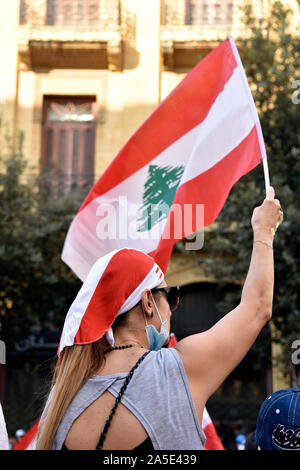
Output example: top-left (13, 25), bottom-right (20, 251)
top-left (229, 36), bottom-right (270, 195)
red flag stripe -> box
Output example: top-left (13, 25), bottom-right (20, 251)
top-left (204, 422), bottom-right (224, 450)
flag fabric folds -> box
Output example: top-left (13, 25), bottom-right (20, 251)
top-left (62, 36), bottom-right (266, 281)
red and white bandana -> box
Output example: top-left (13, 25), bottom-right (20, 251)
top-left (58, 248), bottom-right (164, 355)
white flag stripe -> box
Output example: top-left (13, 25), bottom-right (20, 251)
top-left (180, 65), bottom-right (255, 185)
top-left (26, 436), bottom-right (37, 450)
top-left (228, 36), bottom-right (270, 193)
top-left (0, 404), bottom-right (9, 450)
top-left (229, 36), bottom-right (266, 159)
top-left (61, 230), bottom-right (93, 281)
top-left (202, 407), bottom-right (212, 429)
top-left (63, 65), bottom-right (257, 281)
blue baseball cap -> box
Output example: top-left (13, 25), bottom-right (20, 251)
top-left (256, 387), bottom-right (300, 450)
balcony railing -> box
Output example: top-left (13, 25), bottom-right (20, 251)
top-left (18, 0), bottom-right (122, 70)
top-left (160, 0), bottom-right (246, 68)
top-left (161, 0), bottom-right (240, 27)
top-left (19, 0), bottom-right (120, 27)
top-left (160, 0), bottom-right (246, 58)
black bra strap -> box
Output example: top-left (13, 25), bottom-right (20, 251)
top-left (96, 351), bottom-right (150, 450)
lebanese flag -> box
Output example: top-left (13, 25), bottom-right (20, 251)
top-left (202, 407), bottom-right (224, 451)
top-left (63, 35), bottom-right (265, 281)
top-left (168, 334), bottom-right (224, 450)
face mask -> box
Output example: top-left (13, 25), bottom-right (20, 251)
top-left (144, 293), bottom-right (169, 351)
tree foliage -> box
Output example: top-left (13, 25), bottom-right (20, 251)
top-left (0, 118), bottom-right (82, 348)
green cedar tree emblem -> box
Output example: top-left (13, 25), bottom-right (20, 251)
top-left (137, 164), bottom-right (185, 232)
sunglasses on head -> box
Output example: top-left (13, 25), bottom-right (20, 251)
top-left (151, 285), bottom-right (180, 312)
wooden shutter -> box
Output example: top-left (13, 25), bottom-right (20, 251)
top-left (42, 97), bottom-right (96, 196)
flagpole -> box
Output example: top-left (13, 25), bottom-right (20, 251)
top-left (228, 36), bottom-right (270, 196)
top-left (262, 150), bottom-right (270, 193)
top-left (255, 119), bottom-right (271, 193)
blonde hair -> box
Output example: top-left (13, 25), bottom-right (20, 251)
top-left (36, 340), bottom-right (105, 450)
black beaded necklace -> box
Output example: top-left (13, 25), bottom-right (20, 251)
top-left (103, 344), bottom-right (144, 355)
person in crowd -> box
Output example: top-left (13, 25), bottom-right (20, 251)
top-left (36, 187), bottom-right (283, 450)
top-left (235, 433), bottom-right (246, 450)
top-left (15, 429), bottom-right (26, 441)
top-left (0, 402), bottom-right (9, 450)
top-left (8, 436), bottom-right (17, 450)
top-left (256, 386), bottom-right (300, 450)
top-left (245, 430), bottom-right (257, 450)
top-left (255, 337), bottom-right (300, 450)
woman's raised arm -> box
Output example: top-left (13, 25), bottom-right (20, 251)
top-left (174, 186), bottom-right (283, 404)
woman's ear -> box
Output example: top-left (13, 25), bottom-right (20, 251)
top-left (141, 289), bottom-right (153, 318)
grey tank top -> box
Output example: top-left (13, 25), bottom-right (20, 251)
top-left (46, 347), bottom-right (206, 450)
